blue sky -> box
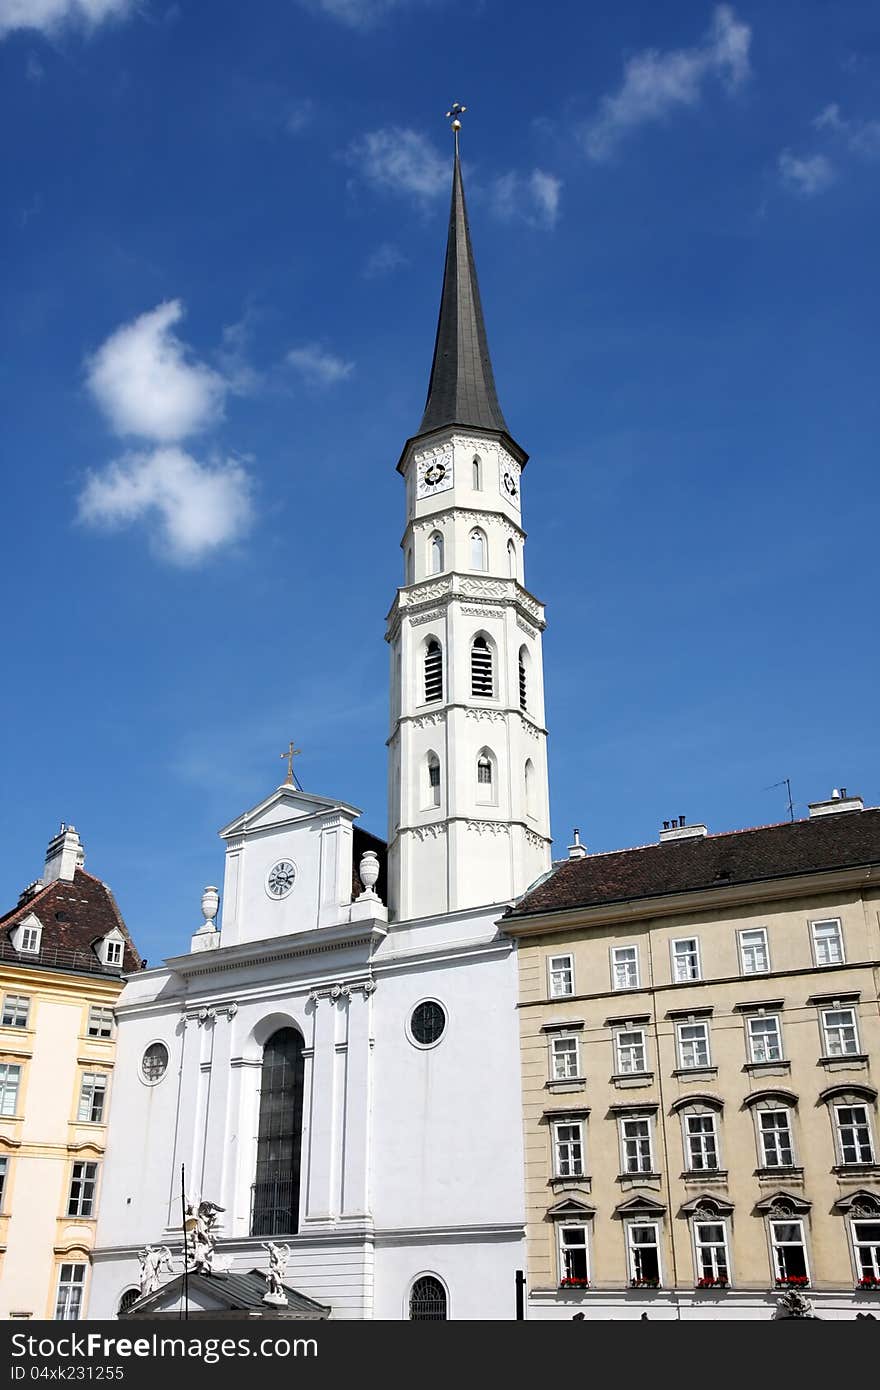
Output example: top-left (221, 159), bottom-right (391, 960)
top-left (2, 0), bottom-right (879, 963)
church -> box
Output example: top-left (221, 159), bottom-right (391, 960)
top-left (88, 118), bottom-right (548, 1321)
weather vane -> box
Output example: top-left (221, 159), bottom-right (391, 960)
top-left (446, 101), bottom-right (466, 133)
top-left (280, 740), bottom-right (302, 786)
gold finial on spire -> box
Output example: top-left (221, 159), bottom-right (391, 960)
top-left (280, 740), bottom-right (302, 786)
top-left (445, 101), bottom-right (466, 134)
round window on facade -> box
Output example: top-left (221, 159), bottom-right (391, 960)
top-left (409, 1000), bottom-right (446, 1048)
top-left (141, 1041), bottom-right (169, 1084)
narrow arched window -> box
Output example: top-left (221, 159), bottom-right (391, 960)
top-left (471, 636), bottom-right (493, 697)
top-left (251, 1027), bottom-right (305, 1237)
top-left (405, 547), bottom-right (413, 584)
top-left (472, 455), bottom-right (482, 490)
top-left (429, 532), bottom-right (444, 575)
top-left (427, 753), bottom-right (441, 808)
top-left (525, 759), bottom-right (536, 818)
top-left (507, 540), bottom-right (517, 579)
top-left (518, 646), bottom-right (529, 711)
top-left (469, 528), bottom-right (487, 571)
top-left (424, 640), bottom-right (443, 703)
top-left (409, 1275), bottom-right (447, 1320)
top-left (476, 750), bottom-right (496, 804)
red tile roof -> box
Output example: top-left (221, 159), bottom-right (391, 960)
top-left (0, 868), bottom-right (141, 976)
top-left (506, 809), bottom-right (880, 919)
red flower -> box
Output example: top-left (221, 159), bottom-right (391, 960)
top-left (857, 1275), bottom-right (880, 1289)
top-left (559, 1277), bottom-right (590, 1289)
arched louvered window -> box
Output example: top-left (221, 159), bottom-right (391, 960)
top-left (525, 759), bottom-right (537, 818)
top-left (519, 646), bottom-right (529, 711)
top-left (507, 540), bottom-right (517, 579)
top-left (429, 532), bottom-right (444, 575)
top-left (469, 528), bottom-right (487, 571)
top-left (251, 1027), bottom-right (305, 1237)
top-left (471, 636), bottom-right (493, 697)
top-left (409, 1275), bottom-right (448, 1320)
top-left (118, 1288), bottom-right (140, 1317)
top-left (476, 749), bottom-right (496, 804)
top-left (427, 753), bottom-right (441, 808)
top-left (472, 455), bottom-right (482, 490)
top-left (424, 640), bottom-right (443, 703)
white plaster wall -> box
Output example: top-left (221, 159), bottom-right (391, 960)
top-left (374, 1236), bottom-right (525, 1321)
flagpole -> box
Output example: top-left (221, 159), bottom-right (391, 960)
top-left (180, 1163), bottom-right (189, 1321)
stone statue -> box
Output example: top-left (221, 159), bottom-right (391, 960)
top-left (138, 1245), bottom-right (172, 1296)
top-left (183, 1198), bottom-right (226, 1275)
top-left (262, 1241), bottom-right (290, 1306)
top-left (776, 1287), bottom-right (816, 1319)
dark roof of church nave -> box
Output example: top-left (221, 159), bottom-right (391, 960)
top-left (121, 1269), bottom-right (330, 1319)
top-left (0, 867), bottom-right (142, 975)
top-left (506, 807), bottom-right (880, 918)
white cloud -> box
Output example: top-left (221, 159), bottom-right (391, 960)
top-left (0, 0), bottom-right (133, 38)
top-left (363, 242), bottom-right (408, 278)
top-left (298, 0), bottom-right (419, 28)
top-left (78, 446), bottom-right (254, 566)
top-left (492, 169), bottom-right (562, 229)
top-left (813, 102), bottom-right (880, 159)
top-left (86, 300), bottom-right (227, 443)
top-left (778, 149), bottom-right (836, 196)
top-left (583, 4), bottom-right (751, 160)
top-left (349, 126), bottom-right (448, 201)
top-left (285, 98), bottom-right (315, 136)
top-left (286, 344), bottom-right (354, 387)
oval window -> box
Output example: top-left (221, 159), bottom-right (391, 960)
top-left (410, 1000), bottom-right (446, 1047)
top-left (142, 1041), bottom-right (169, 1083)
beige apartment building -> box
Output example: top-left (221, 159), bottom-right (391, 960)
top-left (505, 790), bottom-right (880, 1319)
top-left (0, 826), bottom-right (140, 1320)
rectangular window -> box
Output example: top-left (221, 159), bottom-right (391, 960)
top-left (550, 1036), bottom-right (580, 1081)
top-left (835, 1105), bottom-right (874, 1165)
top-left (548, 955), bottom-right (574, 999)
top-left (739, 928), bottom-right (770, 975)
top-left (685, 1113), bottom-right (719, 1171)
top-left (822, 1007), bottom-right (860, 1057)
top-left (615, 1027), bottom-right (647, 1075)
top-left (770, 1219), bottom-right (809, 1284)
top-left (611, 946), bottom-right (639, 991)
top-left (66, 1161), bottom-right (98, 1218)
top-left (77, 1073), bottom-right (107, 1125)
top-left (0, 1156), bottom-right (7, 1210)
top-left (19, 925), bottom-right (40, 953)
top-left (759, 1110), bottom-right (794, 1168)
top-left (694, 1221), bottom-right (729, 1284)
top-left (627, 1221), bottom-right (661, 1285)
top-left (0, 1063), bottom-right (22, 1117)
top-left (558, 1225), bottom-right (589, 1285)
top-left (553, 1121), bottom-right (585, 1178)
top-left (812, 918), bottom-right (844, 966)
top-left (748, 1015), bottom-right (783, 1063)
top-left (852, 1221), bottom-right (880, 1282)
top-left (1, 994), bottom-right (30, 1028)
top-left (54, 1264), bottom-right (86, 1321)
top-left (672, 938), bottom-right (701, 982)
top-left (677, 1020), bottom-right (711, 1069)
top-left (86, 1006), bottom-right (114, 1039)
top-left (620, 1116), bottom-right (654, 1174)
top-left (104, 940), bottom-right (124, 966)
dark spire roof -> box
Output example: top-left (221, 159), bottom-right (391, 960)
top-left (417, 135), bottom-right (509, 438)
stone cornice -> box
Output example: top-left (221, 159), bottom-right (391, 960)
top-left (163, 919), bottom-right (388, 980)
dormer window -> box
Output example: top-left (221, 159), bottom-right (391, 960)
top-left (102, 936), bottom-right (124, 968)
top-left (17, 923), bottom-right (41, 954)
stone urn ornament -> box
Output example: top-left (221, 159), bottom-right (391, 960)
top-left (358, 851), bottom-right (380, 900)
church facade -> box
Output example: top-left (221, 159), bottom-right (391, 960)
top-left (88, 129), bottom-right (542, 1321)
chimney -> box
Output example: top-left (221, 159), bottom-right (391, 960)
top-left (808, 789), bottom-right (864, 818)
top-left (659, 815), bottom-right (708, 843)
top-left (568, 828), bottom-right (587, 859)
top-left (43, 824), bottom-right (85, 884)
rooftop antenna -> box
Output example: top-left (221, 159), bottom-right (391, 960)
top-left (765, 778), bottom-right (795, 823)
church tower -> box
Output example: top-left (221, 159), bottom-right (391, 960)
top-left (386, 121), bottom-right (552, 921)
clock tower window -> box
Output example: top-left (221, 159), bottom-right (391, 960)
top-left (469, 528), bottom-right (488, 571)
top-left (471, 636), bottom-right (494, 698)
top-left (519, 646), bottom-right (529, 711)
top-left (427, 753), bottom-right (441, 808)
top-left (507, 540), bottom-right (517, 579)
top-left (429, 531), bottom-right (444, 575)
top-left (424, 640), bottom-right (443, 703)
top-left (472, 455), bottom-right (482, 490)
top-left (476, 750), bottom-right (497, 805)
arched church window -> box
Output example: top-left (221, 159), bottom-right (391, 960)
top-left (525, 759), bottom-right (537, 818)
top-left (470, 636), bottom-right (494, 698)
top-left (424, 640), bottom-right (443, 703)
top-left (429, 532), bottom-right (444, 575)
top-left (476, 750), bottom-right (496, 804)
top-left (469, 528), bottom-right (487, 571)
top-left (409, 1274), bottom-right (448, 1320)
top-left (427, 753), bottom-right (441, 808)
top-left (472, 455), bottom-right (482, 490)
top-left (251, 1027), bottom-right (305, 1237)
top-left (519, 646), bottom-right (529, 711)
top-left (507, 540), bottom-right (517, 579)
top-left (405, 547), bottom-right (413, 585)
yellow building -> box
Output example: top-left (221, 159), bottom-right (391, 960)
top-left (505, 791), bottom-right (880, 1320)
top-left (0, 826), bottom-right (140, 1320)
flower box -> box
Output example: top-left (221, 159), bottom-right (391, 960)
top-left (856, 1276), bottom-right (880, 1290)
top-left (696, 1277), bottom-right (729, 1289)
top-left (559, 1277), bottom-right (590, 1289)
top-left (630, 1277), bottom-right (661, 1289)
top-left (775, 1275), bottom-right (810, 1288)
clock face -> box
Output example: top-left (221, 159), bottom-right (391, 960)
top-left (266, 860), bottom-right (297, 899)
top-left (416, 449), bottom-right (454, 499)
top-left (501, 468), bottom-right (519, 501)
top-left (499, 455), bottom-right (521, 507)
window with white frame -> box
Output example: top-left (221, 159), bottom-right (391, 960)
top-left (821, 1006), bottom-right (860, 1057)
top-left (620, 1115), bottom-right (654, 1174)
top-left (672, 938), bottom-right (701, 982)
top-left (548, 954), bottom-right (574, 999)
top-left (54, 1264), bottom-right (86, 1320)
top-left (19, 924), bottom-right (40, 953)
top-left (0, 1155), bottom-right (7, 1210)
top-left (77, 1073), bottom-right (107, 1124)
top-left (615, 1027), bottom-right (647, 1075)
top-left (550, 1035), bottom-right (581, 1081)
top-left (472, 455), bottom-right (482, 490)
top-left (676, 1020), bottom-right (711, 1069)
top-left (611, 946), bottom-right (639, 991)
top-left (66, 1161), bottom-right (98, 1218)
top-left (852, 1220), bottom-right (880, 1283)
top-left (811, 918), bottom-right (844, 966)
top-left (834, 1104), bottom-right (875, 1166)
top-left (86, 1005), bottom-right (114, 1039)
top-left (469, 528), bottom-right (488, 571)
top-left (424, 640), bottom-right (443, 703)
top-left (739, 927), bottom-right (770, 975)
top-left (683, 1112), bottom-right (720, 1171)
top-left (758, 1108), bottom-right (795, 1168)
top-left (426, 753), bottom-right (441, 808)
top-left (553, 1120), bottom-right (585, 1177)
top-left (429, 531), bottom-right (444, 574)
top-left (693, 1219), bottom-right (729, 1284)
top-left (558, 1224), bottom-right (590, 1285)
top-left (103, 938), bottom-right (124, 967)
top-left (475, 750), bottom-right (495, 804)
top-left (626, 1221), bottom-right (661, 1284)
top-left (769, 1217), bottom-right (809, 1283)
top-left (747, 1014), bottom-right (783, 1064)
top-left (1, 994), bottom-right (30, 1028)
top-left (0, 1063), bottom-right (22, 1117)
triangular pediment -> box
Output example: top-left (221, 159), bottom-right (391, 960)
top-left (614, 1194), bottom-right (667, 1216)
top-left (121, 1270), bottom-right (330, 1319)
top-left (547, 1197), bottom-right (596, 1220)
top-left (220, 784), bottom-right (362, 840)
